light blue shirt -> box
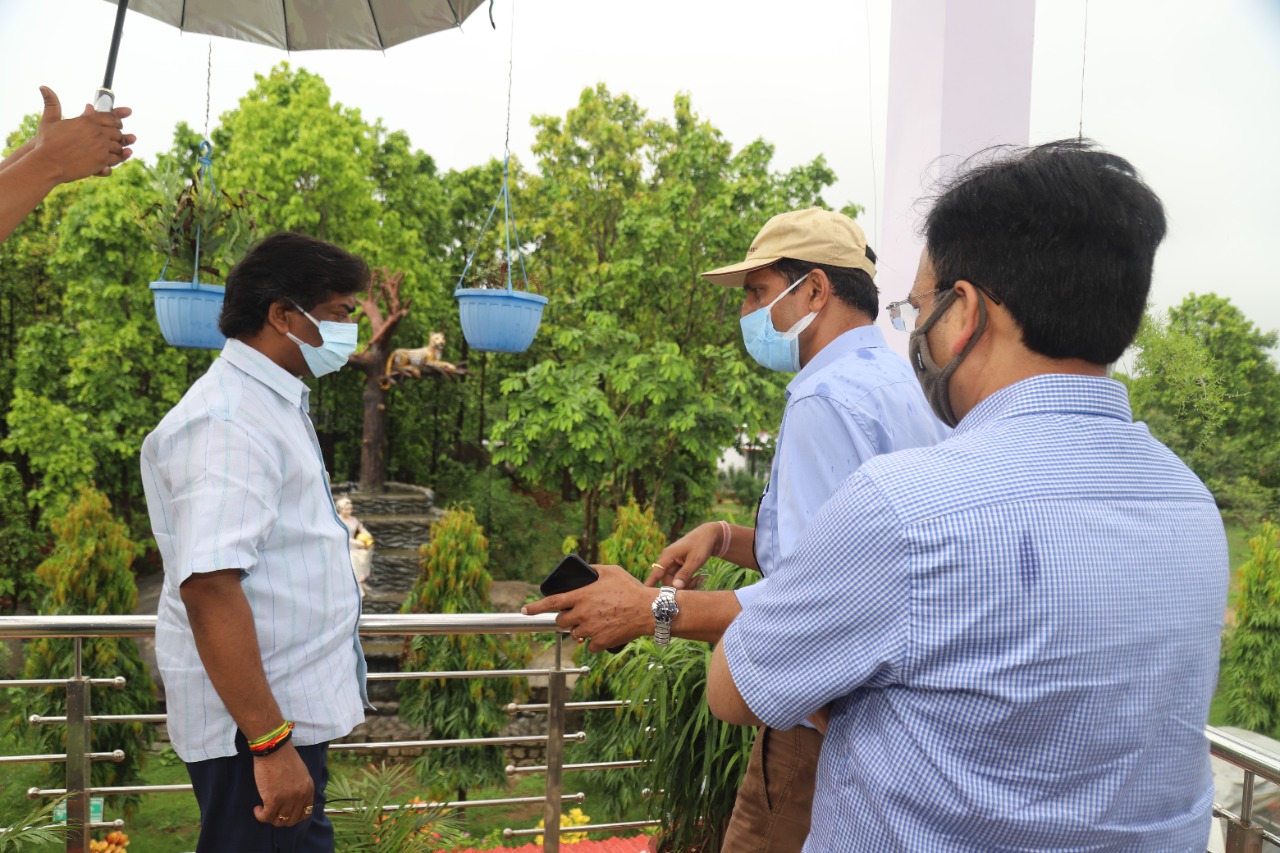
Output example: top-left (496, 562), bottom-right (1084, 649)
top-left (724, 375), bottom-right (1229, 852)
top-left (738, 325), bottom-right (949, 611)
top-left (141, 339), bottom-right (368, 763)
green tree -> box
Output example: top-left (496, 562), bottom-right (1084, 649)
top-left (397, 506), bottom-right (531, 802)
top-left (491, 87), bottom-right (839, 556)
top-left (1220, 521), bottom-right (1280, 738)
top-left (0, 462), bottom-right (46, 610)
top-left (0, 115), bottom-right (75, 428)
top-left (4, 161), bottom-right (215, 536)
top-left (20, 486), bottom-right (155, 809)
top-left (1126, 296), bottom-right (1280, 521)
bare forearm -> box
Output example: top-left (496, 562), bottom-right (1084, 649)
top-left (671, 590), bottom-right (744, 644)
top-left (180, 571), bottom-right (284, 739)
top-left (0, 155), bottom-right (59, 243)
top-left (708, 640), bottom-right (763, 726)
top-left (722, 524), bottom-right (760, 571)
top-left (0, 139), bottom-right (36, 174)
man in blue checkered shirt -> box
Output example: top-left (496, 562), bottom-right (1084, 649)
top-left (709, 140), bottom-right (1230, 852)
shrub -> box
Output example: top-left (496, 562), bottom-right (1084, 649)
top-left (1220, 520), bottom-right (1280, 737)
top-left (397, 506), bottom-right (531, 801)
top-left (19, 486), bottom-right (156, 814)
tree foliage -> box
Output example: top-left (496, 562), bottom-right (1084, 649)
top-left (0, 462), bottom-right (45, 611)
top-left (20, 486), bottom-right (155, 809)
top-left (491, 86), bottom-right (836, 558)
top-left (1125, 295), bottom-right (1280, 522)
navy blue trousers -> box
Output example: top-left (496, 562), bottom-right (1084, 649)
top-left (186, 732), bottom-right (333, 853)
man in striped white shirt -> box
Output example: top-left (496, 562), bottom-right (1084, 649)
top-left (142, 232), bottom-right (370, 853)
top-left (709, 142), bottom-right (1229, 851)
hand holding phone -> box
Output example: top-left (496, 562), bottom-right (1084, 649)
top-left (539, 554), bottom-right (627, 653)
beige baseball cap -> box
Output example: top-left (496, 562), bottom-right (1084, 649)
top-left (701, 207), bottom-right (876, 287)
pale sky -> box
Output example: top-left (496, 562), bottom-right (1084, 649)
top-left (2, 0), bottom-right (1278, 341)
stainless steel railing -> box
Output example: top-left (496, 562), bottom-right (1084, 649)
top-left (5, 615), bottom-right (1280, 853)
top-left (0, 613), bottom-right (661, 853)
top-left (1208, 726), bottom-right (1280, 853)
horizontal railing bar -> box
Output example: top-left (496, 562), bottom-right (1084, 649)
top-left (330, 732), bottom-right (586, 752)
top-left (1212, 804), bottom-right (1280, 845)
top-left (30, 784), bottom-right (194, 798)
top-left (507, 760), bottom-right (647, 775)
top-left (369, 667), bottom-right (589, 681)
top-left (326, 793), bottom-right (585, 816)
top-left (504, 819), bottom-right (663, 839)
top-left (508, 700), bottom-right (634, 712)
top-left (30, 714), bottom-right (168, 725)
top-left (0, 751), bottom-right (122, 765)
top-left (0, 819), bottom-right (125, 834)
top-left (0, 677), bottom-right (125, 688)
top-left (1207, 726), bottom-right (1280, 783)
top-left (0, 613), bottom-right (564, 640)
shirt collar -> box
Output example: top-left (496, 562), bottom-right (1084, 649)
top-left (786, 325), bottom-right (889, 398)
top-left (953, 373), bottom-right (1133, 436)
top-left (220, 338), bottom-right (311, 412)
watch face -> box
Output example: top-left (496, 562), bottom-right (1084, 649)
top-left (653, 590), bottom-right (679, 622)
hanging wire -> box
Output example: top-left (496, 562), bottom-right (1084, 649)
top-left (1078, 0), bottom-right (1090, 140)
top-left (503, 0), bottom-right (516, 158)
top-left (863, 0), bottom-right (880, 247)
top-left (457, 0), bottom-right (527, 294)
top-left (204, 39), bottom-right (213, 138)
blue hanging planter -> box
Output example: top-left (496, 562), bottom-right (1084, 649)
top-left (149, 140), bottom-right (228, 350)
top-left (454, 287), bottom-right (547, 353)
top-left (150, 280), bottom-right (227, 350)
top-left (453, 156), bottom-right (547, 354)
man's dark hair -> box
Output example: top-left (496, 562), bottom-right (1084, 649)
top-left (219, 232), bottom-right (370, 339)
top-left (924, 139), bottom-right (1166, 364)
top-left (774, 247), bottom-right (880, 321)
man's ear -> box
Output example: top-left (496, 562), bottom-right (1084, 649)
top-left (266, 300), bottom-right (293, 337)
top-left (947, 280), bottom-right (986, 356)
top-left (805, 268), bottom-right (832, 312)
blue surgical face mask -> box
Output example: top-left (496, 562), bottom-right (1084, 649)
top-left (739, 273), bottom-right (816, 373)
top-left (286, 304), bottom-right (358, 378)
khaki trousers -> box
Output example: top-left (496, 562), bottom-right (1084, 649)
top-left (720, 725), bottom-right (824, 853)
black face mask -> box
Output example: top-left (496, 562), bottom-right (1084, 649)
top-left (907, 288), bottom-right (988, 428)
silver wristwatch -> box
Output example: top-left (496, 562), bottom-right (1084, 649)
top-left (651, 586), bottom-right (679, 646)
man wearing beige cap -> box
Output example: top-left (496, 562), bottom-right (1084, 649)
top-left (525, 207), bottom-right (948, 850)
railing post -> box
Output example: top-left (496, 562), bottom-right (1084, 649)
top-left (542, 635), bottom-right (565, 853)
top-left (64, 638), bottom-right (91, 853)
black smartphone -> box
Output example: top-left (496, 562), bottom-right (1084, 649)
top-left (540, 553), bottom-right (599, 596)
top-left (539, 554), bottom-right (627, 653)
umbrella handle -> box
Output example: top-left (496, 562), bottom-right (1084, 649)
top-left (93, 87), bottom-right (115, 112)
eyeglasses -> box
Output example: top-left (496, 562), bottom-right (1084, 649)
top-left (887, 281), bottom-right (1001, 332)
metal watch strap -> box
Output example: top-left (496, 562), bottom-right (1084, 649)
top-left (652, 586), bottom-right (678, 647)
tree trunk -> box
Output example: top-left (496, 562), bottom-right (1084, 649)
top-left (358, 340), bottom-right (390, 493)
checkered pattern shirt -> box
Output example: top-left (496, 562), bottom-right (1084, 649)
top-left (723, 374), bottom-right (1229, 851)
top-left (142, 339), bottom-right (368, 762)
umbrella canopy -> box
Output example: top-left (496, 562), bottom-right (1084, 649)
top-left (99, 0), bottom-right (492, 51)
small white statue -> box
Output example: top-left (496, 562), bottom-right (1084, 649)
top-left (336, 496), bottom-right (374, 597)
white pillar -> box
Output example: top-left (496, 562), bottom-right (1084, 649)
top-left (878, 0), bottom-right (1037, 351)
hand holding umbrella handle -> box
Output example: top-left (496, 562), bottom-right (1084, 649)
top-left (93, 88), bottom-right (115, 113)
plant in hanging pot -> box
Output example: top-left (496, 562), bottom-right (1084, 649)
top-left (134, 144), bottom-right (259, 350)
top-left (454, 250), bottom-right (548, 354)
